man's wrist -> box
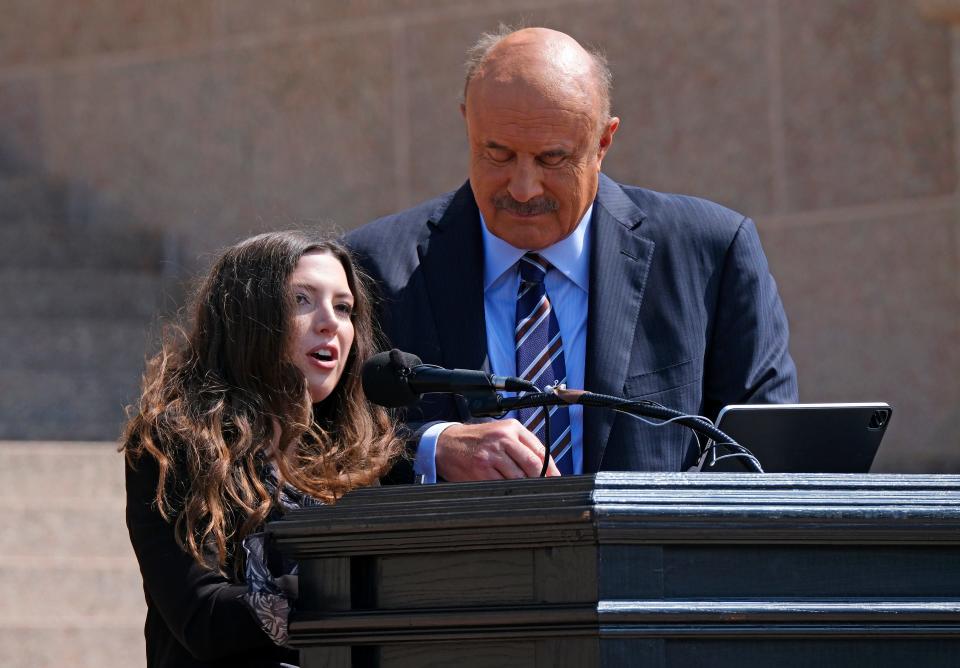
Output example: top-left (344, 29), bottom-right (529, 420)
top-left (414, 422), bottom-right (458, 484)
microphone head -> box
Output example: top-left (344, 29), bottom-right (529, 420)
top-left (361, 349), bottom-right (423, 408)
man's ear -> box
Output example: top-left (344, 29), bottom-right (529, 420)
top-left (598, 116), bottom-right (620, 162)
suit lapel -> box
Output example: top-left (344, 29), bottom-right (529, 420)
top-left (583, 175), bottom-right (655, 473)
top-left (417, 182), bottom-right (490, 378)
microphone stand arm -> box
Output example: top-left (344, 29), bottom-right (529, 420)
top-left (464, 388), bottom-right (762, 473)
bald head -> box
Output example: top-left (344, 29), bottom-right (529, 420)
top-left (460, 26), bottom-right (620, 251)
top-left (464, 27), bottom-right (612, 126)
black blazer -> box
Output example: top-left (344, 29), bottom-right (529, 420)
top-left (125, 454), bottom-right (299, 667)
top-left (347, 175), bottom-right (798, 472)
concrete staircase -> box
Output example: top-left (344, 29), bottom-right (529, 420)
top-left (0, 172), bottom-right (175, 441)
top-left (0, 441), bottom-right (146, 667)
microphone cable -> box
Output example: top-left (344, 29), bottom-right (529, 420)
top-left (497, 389), bottom-right (764, 474)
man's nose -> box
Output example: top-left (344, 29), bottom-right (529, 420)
top-left (506, 158), bottom-right (544, 203)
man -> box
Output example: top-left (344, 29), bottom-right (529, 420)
top-left (347, 26), bottom-right (797, 482)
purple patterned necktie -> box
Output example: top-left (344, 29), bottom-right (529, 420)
top-left (514, 253), bottom-right (573, 474)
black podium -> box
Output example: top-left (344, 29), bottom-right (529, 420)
top-left (268, 473), bottom-right (960, 667)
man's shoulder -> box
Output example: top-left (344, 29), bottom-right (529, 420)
top-left (602, 177), bottom-right (765, 267)
top-left (610, 178), bottom-right (747, 236)
top-left (345, 186), bottom-right (463, 251)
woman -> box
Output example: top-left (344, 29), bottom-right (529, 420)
top-left (122, 231), bottom-right (402, 667)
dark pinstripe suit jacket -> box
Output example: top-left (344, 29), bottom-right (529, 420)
top-left (346, 174), bottom-right (798, 472)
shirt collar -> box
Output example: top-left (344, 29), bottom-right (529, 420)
top-left (481, 204), bottom-right (593, 292)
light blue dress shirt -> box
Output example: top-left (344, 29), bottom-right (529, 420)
top-left (415, 206), bottom-right (593, 481)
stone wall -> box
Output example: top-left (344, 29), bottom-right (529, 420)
top-left (0, 0), bottom-right (957, 471)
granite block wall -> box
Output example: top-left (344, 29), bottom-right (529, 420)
top-left (0, 0), bottom-right (957, 471)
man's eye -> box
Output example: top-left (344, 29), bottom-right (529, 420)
top-left (487, 148), bottom-right (512, 163)
top-left (539, 153), bottom-right (566, 167)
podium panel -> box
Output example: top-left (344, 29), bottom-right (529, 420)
top-left (269, 473), bottom-right (960, 668)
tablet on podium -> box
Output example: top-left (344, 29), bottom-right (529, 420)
top-left (702, 402), bottom-right (892, 473)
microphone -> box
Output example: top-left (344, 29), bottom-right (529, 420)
top-left (361, 349), bottom-right (536, 408)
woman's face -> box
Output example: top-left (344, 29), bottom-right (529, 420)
top-left (288, 251), bottom-right (356, 403)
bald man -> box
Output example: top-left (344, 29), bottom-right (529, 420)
top-left (346, 27), bottom-right (798, 482)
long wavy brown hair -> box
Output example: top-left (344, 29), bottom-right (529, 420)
top-left (121, 231), bottom-right (401, 572)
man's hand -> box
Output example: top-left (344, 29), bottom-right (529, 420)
top-left (435, 420), bottom-right (561, 481)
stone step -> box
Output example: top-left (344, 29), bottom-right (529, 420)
top-left (0, 498), bottom-right (131, 559)
top-left (0, 369), bottom-right (139, 441)
top-left (0, 269), bottom-right (167, 319)
top-left (0, 176), bottom-right (66, 227)
top-left (0, 556), bottom-right (146, 621)
top-left (0, 441), bottom-right (147, 667)
top-left (0, 627), bottom-right (145, 668)
top-left (0, 442), bottom-right (125, 500)
top-left (0, 222), bottom-right (171, 273)
top-left (0, 443), bottom-right (132, 557)
top-left (0, 318), bottom-right (154, 373)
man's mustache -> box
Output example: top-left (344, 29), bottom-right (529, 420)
top-left (492, 193), bottom-right (559, 217)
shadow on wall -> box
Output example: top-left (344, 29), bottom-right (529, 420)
top-left (0, 137), bottom-right (182, 441)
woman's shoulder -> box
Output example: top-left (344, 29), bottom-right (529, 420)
top-left (123, 428), bottom-right (192, 517)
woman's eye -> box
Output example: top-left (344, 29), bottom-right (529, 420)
top-left (295, 293), bottom-right (309, 305)
top-left (335, 303), bottom-right (354, 316)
